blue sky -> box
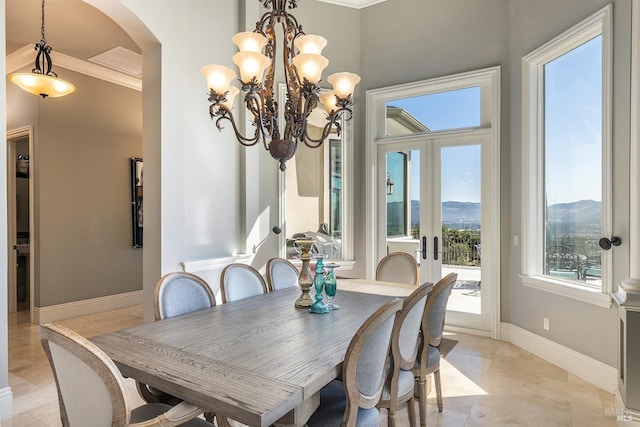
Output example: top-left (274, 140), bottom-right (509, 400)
top-left (387, 35), bottom-right (602, 206)
top-left (389, 87), bottom-right (481, 202)
top-left (544, 35), bottom-right (602, 205)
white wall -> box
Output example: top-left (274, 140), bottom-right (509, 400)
top-left (0, 2), bottom-right (9, 418)
top-left (89, 0), bottom-right (243, 321)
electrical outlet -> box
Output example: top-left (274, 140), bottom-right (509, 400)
top-left (543, 317), bottom-right (550, 331)
top-left (513, 234), bottom-right (519, 246)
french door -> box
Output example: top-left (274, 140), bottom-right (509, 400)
top-left (377, 130), bottom-right (493, 332)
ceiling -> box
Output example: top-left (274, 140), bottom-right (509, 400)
top-left (6, 0), bottom-right (140, 62)
top-left (5, 0), bottom-right (384, 80)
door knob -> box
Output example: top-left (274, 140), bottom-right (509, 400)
top-left (599, 236), bottom-right (621, 250)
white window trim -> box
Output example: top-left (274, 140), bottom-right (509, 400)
top-left (520, 4), bottom-right (613, 308)
top-left (366, 66), bottom-right (501, 339)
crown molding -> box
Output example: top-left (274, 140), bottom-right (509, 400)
top-left (6, 44), bottom-right (141, 92)
top-left (316, 0), bottom-right (387, 9)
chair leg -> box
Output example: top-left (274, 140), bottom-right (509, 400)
top-left (216, 415), bottom-right (232, 427)
top-left (388, 406), bottom-right (397, 427)
top-left (434, 369), bottom-right (443, 412)
top-left (135, 381), bottom-right (159, 403)
top-left (407, 397), bottom-right (417, 427)
top-left (417, 378), bottom-right (427, 427)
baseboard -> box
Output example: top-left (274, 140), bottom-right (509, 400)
top-left (0, 386), bottom-right (13, 420)
top-left (501, 322), bottom-right (617, 393)
top-left (33, 291), bottom-right (142, 324)
top-left (445, 324), bottom-right (492, 338)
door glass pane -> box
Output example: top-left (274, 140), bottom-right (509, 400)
top-left (386, 152), bottom-right (407, 237)
top-left (385, 151), bottom-right (420, 260)
top-left (543, 35), bottom-right (602, 287)
top-left (441, 145), bottom-right (482, 315)
top-left (385, 87), bottom-right (481, 136)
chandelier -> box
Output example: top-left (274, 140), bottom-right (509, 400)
top-left (201, 0), bottom-right (360, 171)
top-left (9, 0), bottom-right (76, 98)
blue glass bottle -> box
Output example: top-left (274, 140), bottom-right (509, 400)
top-left (309, 256), bottom-right (329, 313)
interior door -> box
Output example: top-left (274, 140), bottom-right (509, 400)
top-left (377, 131), bottom-right (491, 332)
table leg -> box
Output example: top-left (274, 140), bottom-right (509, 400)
top-left (274, 391), bottom-right (320, 427)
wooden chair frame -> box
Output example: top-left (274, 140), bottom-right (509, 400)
top-left (220, 263), bottom-right (268, 303)
top-left (154, 271), bottom-right (216, 321)
top-left (375, 252), bottom-right (420, 286)
top-left (265, 257), bottom-right (299, 292)
top-left (378, 282), bottom-right (432, 427)
top-left (39, 323), bottom-right (205, 427)
top-left (341, 299), bottom-right (403, 426)
top-left (413, 272), bottom-right (457, 427)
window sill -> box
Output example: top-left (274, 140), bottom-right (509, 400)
top-left (519, 274), bottom-right (612, 308)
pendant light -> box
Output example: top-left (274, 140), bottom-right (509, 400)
top-left (9, 0), bottom-right (76, 98)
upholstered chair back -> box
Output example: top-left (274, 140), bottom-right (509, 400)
top-left (375, 252), bottom-right (420, 286)
top-left (266, 257), bottom-right (299, 292)
top-left (154, 272), bottom-right (216, 320)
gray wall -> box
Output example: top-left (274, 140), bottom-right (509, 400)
top-left (508, 0), bottom-right (631, 366)
top-left (360, 0), bottom-right (512, 308)
top-left (7, 68), bottom-right (143, 307)
top-left (360, 0), bottom-right (630, 367)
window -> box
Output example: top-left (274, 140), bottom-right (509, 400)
top-left (279, 85), bottom-right (353, 262)
top-left (385, 86), bottom-right (481, 136)
top-left (386, 151), bottom-right (408, 237)
top-left (521, 5), bottom-right (612, 307)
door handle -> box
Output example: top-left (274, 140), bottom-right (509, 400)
top-left (433, 236), bottom-right (439, 261)
top-left (599, 236), bottom-right (621, 250)
top-left (421, 236), bottom-right (427, 260)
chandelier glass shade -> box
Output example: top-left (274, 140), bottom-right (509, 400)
top-left (202, 0), bottom-right (360, 171)
top-left (9, 0), bottom-right (76, 98)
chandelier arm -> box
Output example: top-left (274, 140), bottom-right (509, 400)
top-left (208, 96), bottom-right (262, 147)
top-left (300, 108), bottom-right (351, 148)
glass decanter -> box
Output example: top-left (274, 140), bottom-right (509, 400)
top-left (324, 263), bottom-right (340, 310)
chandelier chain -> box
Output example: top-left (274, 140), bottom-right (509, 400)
top-left (40, 0), bottom-right (46, 44)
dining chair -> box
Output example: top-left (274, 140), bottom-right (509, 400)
top-left (265, 257), bottom-right (299, 292)
top-left (39, 323), bottom-right (211, 427)
top-left (377, 282), bottom-right (432, 427)
top-left (220, 263), bottom-right (268, 303)
top-left (306, 298), bottom-right (403, 427)
top-left (413, 272), bottom-right (457, 427)
top-left (375, 252), bottom-right (420, 286)
top-left (154, 271), bottom-right (216, 320)
top-left (139, 272), bottom-right (219, 422)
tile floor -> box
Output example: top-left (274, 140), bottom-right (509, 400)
top-left (4, 306), bottom-right (620, 426)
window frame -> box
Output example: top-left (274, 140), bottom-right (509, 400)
top-left (520, 4), bottom-right (613, 308)
top-left (277, 84), bottom-right (354, 263)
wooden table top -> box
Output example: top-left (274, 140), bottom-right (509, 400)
top-left (91, 281), bottom-right (412, 426)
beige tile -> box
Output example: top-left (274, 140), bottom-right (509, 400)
top-left (466, 393), bottom-right (571, 427)
top-left (570, 402), bottom-right (619, 427)
top-left (4, 305), bottom-right (619, 427)
top-left (538, 376), bottom-right (603, 408)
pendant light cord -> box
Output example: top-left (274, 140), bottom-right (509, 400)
top-left (40, 0), bottom-right (46, 45)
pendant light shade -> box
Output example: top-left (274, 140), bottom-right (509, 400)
top-left (9, 0), bottom-right (76, 98)
top-left (9, 72), bottom-right (75, 98)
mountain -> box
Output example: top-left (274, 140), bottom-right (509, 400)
top-left (546, 199), bottom-right (601, 234)
top-left (404, 199), bottom-right (601, 233)
top-left (410, 201), bottom-right (481, 229)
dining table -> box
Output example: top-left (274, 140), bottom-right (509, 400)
top-left (91, 278), bottom-right (420, 427)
